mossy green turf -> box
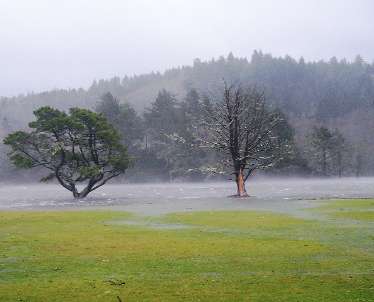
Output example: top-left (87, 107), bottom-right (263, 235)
top-left (1, 199), bottom-right (373, 301)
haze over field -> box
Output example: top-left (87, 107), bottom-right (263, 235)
top-left (1, 178), bottom-right (373, 213)
top-left (1, 0), bottom-right (373, 97)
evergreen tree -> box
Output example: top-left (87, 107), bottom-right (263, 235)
top-left (3, 107), bottom-right (133, 198)
top-left (308, 126), bottom-right (350, 177)
top-left (143, 89), bottom-right (186, 180)
top-left (95, 92), bottom-right (144, 150)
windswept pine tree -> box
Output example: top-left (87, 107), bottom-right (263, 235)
top-left (3, 107), bottom-right (135, 198)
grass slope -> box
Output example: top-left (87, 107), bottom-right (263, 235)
top-left (1, 199), bottom-right (373, 301)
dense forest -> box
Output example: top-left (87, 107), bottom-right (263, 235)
top-left (1, 51), bottom-right (374, 183)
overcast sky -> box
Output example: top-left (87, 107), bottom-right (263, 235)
top-left (1, 0), bottom-right (373, 97)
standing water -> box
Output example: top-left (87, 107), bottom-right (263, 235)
top-left (0, 178), bottom-right (373, 215)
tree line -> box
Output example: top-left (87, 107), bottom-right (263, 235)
top-left (92, 87), bottom-right (357, 183)
top-left (2, 51), bottom-right (373, 126)
top-left (0, 86), bottom-right (366, 188)
top-left (5, 82), bottom-right (351, 198)
top-left (1, 51), bottom-right (374, 182)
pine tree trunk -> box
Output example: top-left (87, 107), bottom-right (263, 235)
top-left (72, 187), bottom-right (83, 199)
top-left (72, 185), bottom-right (91, 199)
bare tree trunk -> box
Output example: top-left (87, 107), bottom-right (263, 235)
top-left (236, 168), bottom-right (248, 197)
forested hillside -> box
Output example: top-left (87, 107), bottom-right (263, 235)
top-left (1, 51), bottom-right (374, 182)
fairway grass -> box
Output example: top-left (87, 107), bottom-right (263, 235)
top-left (1, 200), bottom-right (373, 301)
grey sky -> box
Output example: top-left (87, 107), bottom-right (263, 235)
top-left (1, 0), bottom-right (373, 97)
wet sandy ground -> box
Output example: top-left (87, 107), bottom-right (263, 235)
top-left (1, 178), bottom-right (373, 217)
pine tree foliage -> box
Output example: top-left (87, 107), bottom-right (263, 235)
top-left (308, 126), bottom-right (350, 177)
top-left (95, 92), bottom-right (144, 149)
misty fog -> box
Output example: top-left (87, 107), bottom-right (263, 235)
top-left (1, 178), bottom-right (373, 218)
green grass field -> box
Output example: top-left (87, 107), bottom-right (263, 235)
top-left (1, 199), bottom-right (373, 301)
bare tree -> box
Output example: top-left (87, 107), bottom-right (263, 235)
top-left (191, 81), bottom-right (288, 196)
